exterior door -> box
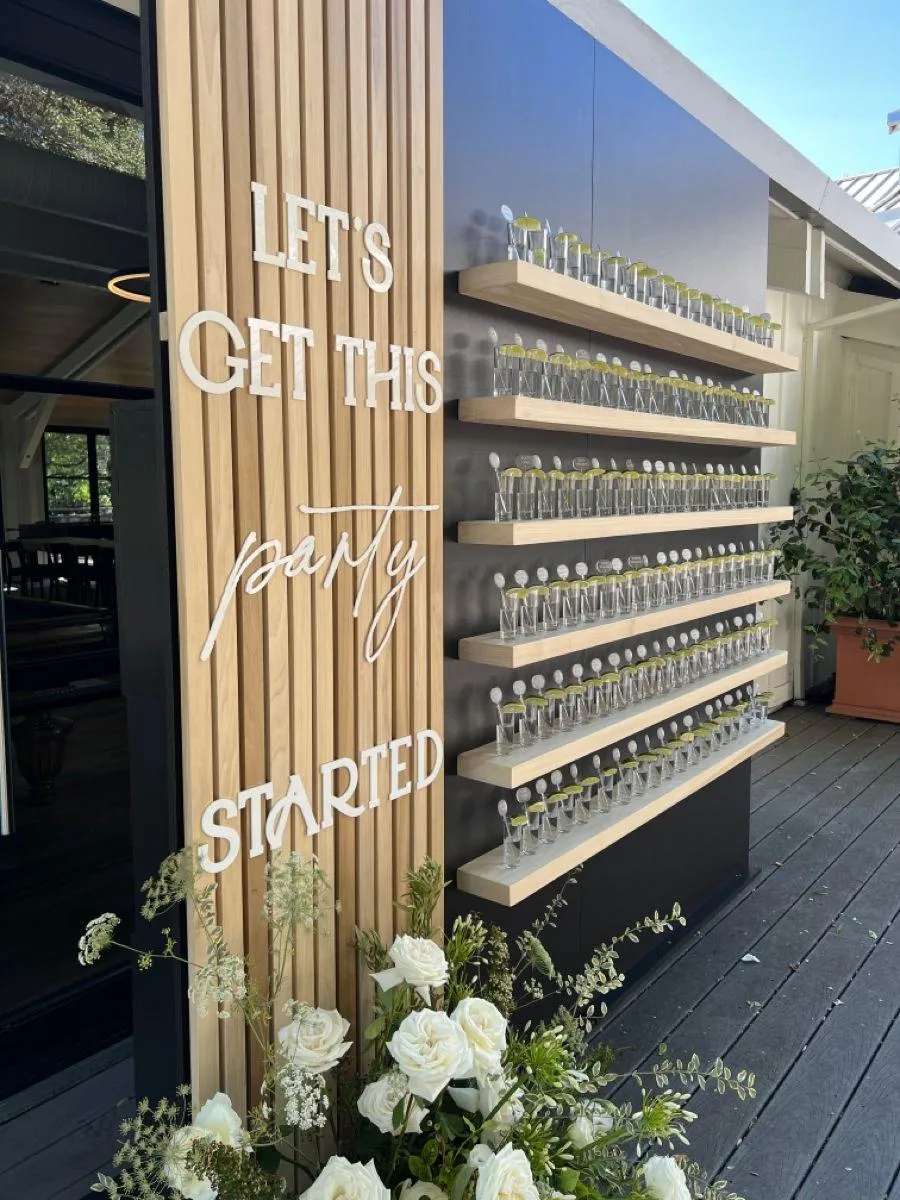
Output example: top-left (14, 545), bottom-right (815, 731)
top-left (841, 338), bottom-right (900, 447)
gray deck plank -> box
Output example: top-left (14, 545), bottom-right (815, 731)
top-left (750, 709), bottom-right (843, 784)
top-left (720, 904), bottom-right (900, 1198)
top-left (750, 723), bottom-right (900, 846)
top-left (750, 717), bottom-right (863, 806)
top-left (0, 1058), bottom-right (133, 1171)
top-left (606, 725), bottom-right (900, 1052)
top-left (609, 765), bottom-right (900, 1088)
top-left (655, 820), bottom-right (900, 1183)
top-left (795, 1008), bottom-right (900, 1200)
top-left (605, 711), bottom-right (900, 1200)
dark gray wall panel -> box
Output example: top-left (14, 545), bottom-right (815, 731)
top-left (592, 45), bottom-right (770, 314)
top-left (443, 0), bottom-right (770, 977)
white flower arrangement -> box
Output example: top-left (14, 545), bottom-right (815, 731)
top-left (81, 851), bottom-right (755, 1200)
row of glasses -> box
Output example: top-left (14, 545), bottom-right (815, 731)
top-left (500, 204), bottom-right (782, 348)
top-left (490, 613), bottom-right (777, 755)
top-left (489, 451), bottom-right (776, 522)
top-left (494, 541), bottom-right (778, 640)
top-left (497, 684), bottom-right (774, 866)
top-left (491, 335), bottom-right (773, 428)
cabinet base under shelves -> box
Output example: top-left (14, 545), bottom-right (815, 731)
top-left (456, 719), bottom-right (784, 906)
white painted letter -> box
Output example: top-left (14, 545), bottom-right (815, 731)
top-left (361, 221), bottom-right (393, 292)
top-left (281, 324), bottom-right (315, 401)
top-left (335, 335), bottom-right (366, 406)
top-left (360, 741), bottom-right (388, 809)
top-left (415, 728), bottom-right (444, 790)
top-left (178, 310), bottom-right (248, 396)
top-left (285, 192), bottom-right (317, 274)
top-left (365, 340), bottom-right (402, 410)
top-left (266, 773), bottom-right (320, 849)
top-left (316, 204), bottom-right (350, 281)
top-left (238, 782), bottom-right (274, 858)
top-left (251, 181), bottom-right (286, 268)
top-left (320, 756), bottom-right (363, 828)
top-left (198, 798), bottom-right (240, 873)
top-left (388, 734), bottom-right (413, 801)
top-left (416, 350), bottom-right (443, 413)
top-left (247, 316), bottom-right (281, 397)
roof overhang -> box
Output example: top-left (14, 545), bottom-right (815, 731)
top-left (550, 0), bottom-right (900, 288)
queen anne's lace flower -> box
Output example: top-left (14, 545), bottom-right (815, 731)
top-left (277, 1062), bottom-right (330, 1131)
top-left (187, 946), bottom-right (248, 1018)
top-left (78, 913), bottom-right (120, 966)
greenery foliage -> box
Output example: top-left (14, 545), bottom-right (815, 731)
top-left (0, 70), bottom-right (145, 177)
top-left (81, 853), bottom-right (755, 1200)
top-left (771, 441), bottom-right (900, 659)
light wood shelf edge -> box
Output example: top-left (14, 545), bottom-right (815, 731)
top-left (458, 506), bottom-right (794, 546)
top-left (458, 580), bottom-right (792, 668)
top-left (458, 396), bottom-right (797, 448)
top-left (455, 650), bottom-right (788, 787)
top-left (458, 261), bottom-right (800, 375)
top-left (456, 720), bottom-right (785, 906)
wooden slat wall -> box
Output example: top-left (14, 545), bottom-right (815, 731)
top-left (154, 0), bottom-right (443, 1104)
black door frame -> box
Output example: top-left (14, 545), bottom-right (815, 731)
top-left (0, 0), bottom-right (188, 1103)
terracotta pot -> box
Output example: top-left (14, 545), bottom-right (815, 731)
top-left (827, 616), bottom-right (900, 723)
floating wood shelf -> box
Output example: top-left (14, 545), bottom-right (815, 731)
top-left (458, 395), bottom-right (797, 448)
top-left (458, 506), bottom-right (794, 547)
top-left (458, 579), bottom-right (791, 669)
top-left (455, 649), bottom-right (787, 788)
top-left (456, 719), bottom-right (784, 905)
top-left (458, 260), bottom-right (800, 375)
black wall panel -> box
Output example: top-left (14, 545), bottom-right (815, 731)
top-left (443, 0), bottom-right (771, 976)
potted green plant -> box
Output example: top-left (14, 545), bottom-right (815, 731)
top-left (771, 441), bottom-right (900, 722)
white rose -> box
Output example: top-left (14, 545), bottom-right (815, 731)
top-left (387, 1009), bottom-right (473, 1102)
top-left (449, 998), bottom-right (507, 1084)
top-left (302, 1157), bottom-right (389, 1200)
top-left (641, 1155), bottom-right (692, 1200)
top-left (163, 1093), bottom-right (247, 1200)
top-left (567, 1101), bottom-right (614, 1149)
top-left (477, 1074), bottom-right (524, 1146)
top-left (193, 1092), bottom-right (246, 1147)
top-left (277, 1007), bottom-right (352, 1073)
top-left (399, 1183), bottom-right (449, 1200)
top-left (357, 1070), bottom-right (428, 1135)
top-left (372, 935), bottom-right (449, 1002)
top-left (473, 1144), bottom-right (540, 1200)
top-left (163, 1127), bottom-right (216, 1200)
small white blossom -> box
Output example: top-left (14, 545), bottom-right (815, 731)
top-left (187, 947), bottom-right (248, 1017)
top-left (277, 1062), bottom-right (330, 1131)
top-left (78, 913), bottom-right (120, 966)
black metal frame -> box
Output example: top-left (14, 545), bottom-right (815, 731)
top-left (0, 0), bottom-right (189, 1103)
top-left (41, 424), bottom-right (111, 524)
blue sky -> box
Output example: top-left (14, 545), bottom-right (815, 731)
top-left (619, 0), bottom-right (900, 180)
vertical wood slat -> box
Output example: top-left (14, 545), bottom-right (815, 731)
top-left (156, 0), bottom-right (219, 1104)
top-left (367, 0), bottom-right (395, 947)
top-left (154, 0), bottom-right (442, 1101)
top-left (387, 0), bottom-right (411, 924)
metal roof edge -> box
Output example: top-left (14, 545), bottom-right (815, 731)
top-left (549, 0), bottom-right (900, 283)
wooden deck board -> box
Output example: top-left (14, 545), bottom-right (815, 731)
top-left (0, 1044), bottom-right (133, 1200)
top-left (604, 709), bottom-right (900, 1199)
